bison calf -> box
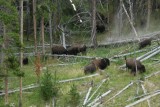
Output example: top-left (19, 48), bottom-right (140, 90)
top-left (23, 57), bottom-right (28, 65)
top-left (139, 38), bottom-right (152, 49)
top-left (125, 57), bottom-right (146, 76)
top-left (84, 63), bottom-right (97, 74)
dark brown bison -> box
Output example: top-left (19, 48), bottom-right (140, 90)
top-left (96, 24), bottom-right (105, 33)
top-left (139, 38), bottom-right (152, 49)
top-left (92, 58), bottom-right (110, 70)
top-left (52, 45), bottom-right (67, 55)
top-left (125, 57), bottom-right (146, 76)
top-left (67, 44), bottom-right (87, 55)
top-left (84, 63), bottom-right (97, 75)
top-left (84, 58), bottom-right (110, 75)
top-left (23, 57), bottom-right (28, 65)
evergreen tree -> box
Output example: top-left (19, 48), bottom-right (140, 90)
top-left (68, 84), bottom-right (80, 107)
top-left (40, 70), bottom-right (59, 106)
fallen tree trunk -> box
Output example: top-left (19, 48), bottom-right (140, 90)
top-left (140, 48), bottom-right (160, 62)
top-left (145, 71), bottom-right (160, 79)
top-left (87, 90), bottom-right (112, 107)
top-left (112, 49), bottom-right (147, 59)
top-left (87, 79), bottom-right (107, 103)
top-left (0, 84), bottom-right (39, 96)
top-left (127, 90), bottom-right (160, 102)
top-left (125, 91), bottom-right (160, 107)
top-left (58, 73), bottom-right (99, 83)
top-left (105, 82), bottom-right (134, 103)
top-left (137, 46), bottom-right (160, 61)
top-left (0, 73), bottom-right (100, 96)
top-left (83, 87), bottom-right (92, 106)
top-left (141, 84), bottom-right (151, 107)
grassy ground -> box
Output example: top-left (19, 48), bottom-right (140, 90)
top-left (0, 41), bottom-right (160, 107)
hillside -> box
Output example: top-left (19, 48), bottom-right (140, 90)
top-left (0, 40), bottom-right (160, 107)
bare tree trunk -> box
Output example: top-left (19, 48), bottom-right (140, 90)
top-left (20, 0), bottom-right (23, 67)
top-left (107, 1), bottom-right (109, 31)
top-left (146, 0), bottom-right (151, 30)
top-left (19, 0), bottom-right (23, 106)
top-left (4, 76), bottom-right (8, 105)
top-left (41, 17), bottom-right (45, 55)
top-left (91, 0), bottom-right (98, 48)
top-left (19, 77), bottom-right (22, 107)
top-left (33, 0), bottom-right (37, 54)
top-left (26, 0), bottom-right (31, 41)
top-left (129, 0), bottom-right (134, 24)
top-left (61, 26), bottom-right (66, 49)
top-left (2, 23), bottom-right (8, 105)
top-left (49, 13), bottom-right (53, 52)
top-left (119, 0), bottom-right (123, 37)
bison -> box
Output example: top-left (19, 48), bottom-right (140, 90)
top-left (52, 45), bottom-right (67, 55)
top-left (67, 44), bottom-right (87, 55)
top-left (125, 57), bottom-right (146, 76)
top-left (84, 58), bottom-right (110, 75)
top-left (23, 57), bottom-right (28, 65)
top-left (92, 58), bottom-right (110, 70)
top-left (139, 38), bottom-right (152, 49)
top-left (84, 63), bottom-right (97, 75)
top-left (96, 24), bottom-right (105, 33)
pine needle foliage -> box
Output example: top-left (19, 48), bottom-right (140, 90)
top-left (68, 84), bottom-right (80, 107)
top-left (40, 69), bottom-right (59, 103)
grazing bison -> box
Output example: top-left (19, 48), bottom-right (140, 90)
top-left (67, 44), bottom-right (87, 55)
top-left (84, 63), bottom-right (97, 75)
top-left (92, 58), bottom-right (110, 70)
top-left (52, 45), bottom-right (67, 55)
top-left (139, 38), bottom-right (152, 49)
top-left (84, 58), bottom-right (110, 75)
top-left (125, 57), bottom-right (146, 76)
top-left (23, 57), bottom-right (28, 65)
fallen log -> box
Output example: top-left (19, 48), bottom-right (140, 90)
top-left (137, 46), bottom-right (160, 61)
top-left (127, 90), bottom-right (160, 102)
top-left (0, 84), bottom-right (39, 96)
top-left (112, 49), bottom-right (146, 59)
top-left (140, 48), bottom-right (160, 62)
top-left (58, 73), bottom-right (99, 83)
top-left (87, 90), bottom-right (112, 107)
top-left (87, 79), bottom-right (107, 103)
top-left (125, 91), bottom-right (160, 107)
top-left (105, 82), bottom-right (134, 103)
top-left (0, 73), bottom-right (100, 96)
top-left (141, 84), bottom-right (151, 107)
top-left (83, 87), bottom-right (92, 106)
top-left (145, 71), bottom-right (160, 79)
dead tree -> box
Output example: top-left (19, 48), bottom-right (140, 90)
top-left (91, 0), bottom-right (98, 48)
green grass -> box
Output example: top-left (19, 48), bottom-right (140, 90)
top-left (0, 42), bottom-right (160, 107)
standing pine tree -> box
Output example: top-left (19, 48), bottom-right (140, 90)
top-left (68, 84), bottom-right (80, 107)
top-left (0, 0), bottom-right (19, 105)
top-left (40, 70), bottom-right (59, 107)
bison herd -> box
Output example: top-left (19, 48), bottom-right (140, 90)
top-left (6, 37), bottom-right (152, 76)
top-left (51, 40), bottom-right (150, 76)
